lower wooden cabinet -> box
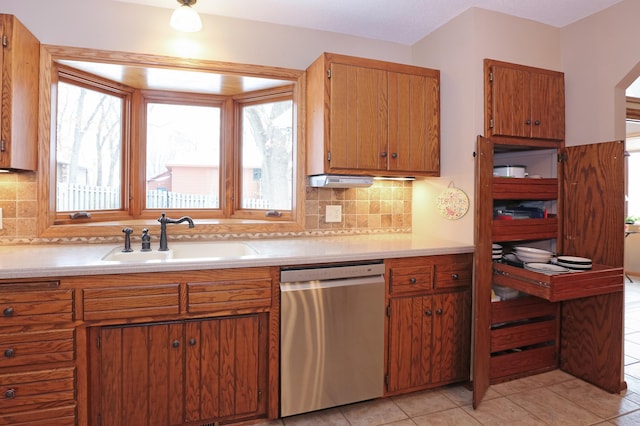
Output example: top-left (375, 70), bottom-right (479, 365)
top-left (385, 255), bottom-right (472, 395)
top-left (90, 314), bottom-right (268, 426)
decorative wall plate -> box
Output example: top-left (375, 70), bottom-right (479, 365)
top-left (436, 183), bottom-right (469, 220)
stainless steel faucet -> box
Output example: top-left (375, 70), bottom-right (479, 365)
top-left (157, 212), bottom-right (195, 251)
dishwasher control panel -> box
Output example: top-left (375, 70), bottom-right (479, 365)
top-left (280, 261), bottom-right (385, 283)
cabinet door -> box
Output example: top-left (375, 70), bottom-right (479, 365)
top-left (387, 295), bottom-right (432, 393)
top-left (487, 60), bottom-right (564, 141)
top-left (559, 140), bottom-right (625, 393)
top-left (91, 322), bottom-right (184, 426)
top-left (0, 15), bottom-right (39, 171)
top-left (185, 314), bottom-right (267, 423)
top-left (388, 72), bottom-right (440, 175)
top-left (329, 62), bottom-right (388, 171)
top-left (431, 290), bottom-right (471, 384)
top-left (489, 64), bottom-right (531, 139)
top-left (530, 71), bottom-right (565, 141)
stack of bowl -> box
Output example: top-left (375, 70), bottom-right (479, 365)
top-left (556, 256), bottom-right (592, 270)
top-left (492, 244), bottom-right (503, 260)
top-left (514, 246), bottom-right (552, 264)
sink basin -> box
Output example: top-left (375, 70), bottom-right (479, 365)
top-left (102, 242), bottom-right (257, 262)
top-left (171, 242), bottom-right (257, 259)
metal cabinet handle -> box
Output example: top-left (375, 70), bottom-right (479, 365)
top-left (4, 389), bottom-right (15, 399)
top-left (451, 273), bottom-right (459, 280)
top-left (381, 152), bottom-right (388, 158)
top-left (409, 277), bottom-right (417, 284)
top-left (391, 153), bottom-right (398, 159)
top-left (525, 119), bottom-right (531, 125)
top-left (4, 349), bottom-right (14, 358)
top-left (534, 120), bottom-right (541, 126)
top-left (172, 340), bottom-right (180, 348)
top-left (436, 309), bottom-right (443, 315)
top-left (189, 338), bottom-right (196, 346)
top-left (425, 309), bottom-right (432, 316)
top-left (2, 307), bottom-right (13, 317)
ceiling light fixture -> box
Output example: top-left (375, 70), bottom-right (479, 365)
top-left (170, 0), bottom-right (202, 32)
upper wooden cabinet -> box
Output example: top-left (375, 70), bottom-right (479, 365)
top-left (0, 15), bottom-right (39, 171)
top-left (485, 59), bottom-right (565, 142)
top-left (306, 53), bottom-right (440, 177)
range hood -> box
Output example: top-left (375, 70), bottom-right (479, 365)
top-left (309, 174), bottom-right (374, 188)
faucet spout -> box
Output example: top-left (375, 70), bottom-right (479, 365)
top-left (157, 212), bottom-right (195, 251)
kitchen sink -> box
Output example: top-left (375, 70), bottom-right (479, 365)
top-left (101, 241), bottom-right (257, 262)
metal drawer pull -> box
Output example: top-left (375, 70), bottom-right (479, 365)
top-left (425, 309), bottom-right (432, 316)
top-left (451, 273), bottom-right (459, 280)
top-left (436, 309), bottom-right (443, 315)
top-left (189, 338), bottom-right (196, 346)
top-left (4, 349), bottom-right (14, 358)
top-left (409, 277), bottom-right (417, 284)
top-left (2, 307), bottom-right (13, 317)
top-left (172, 340), bottom-right (180, 348)
top-left (4, 389), bottom-right (15, 399)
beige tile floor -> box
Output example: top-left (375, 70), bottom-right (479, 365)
top-left (258, 274), bottom-right (640, 426)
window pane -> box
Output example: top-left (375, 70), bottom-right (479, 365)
top-left (56, 82), bottom-right (123, 212)
top-left (241, 100), bottom-right (293, 210)
top-left (146, 103), bottom-right (221, 209)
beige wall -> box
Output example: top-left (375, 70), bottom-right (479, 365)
top-left (1, 0), bottom-right (412, 69)
top-left (2, 0), bottom-right (639, 247)
top-left (410, 8), bottom-right (562, 244)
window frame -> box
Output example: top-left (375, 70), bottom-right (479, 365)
top-left (137, 90), bottom-right (227, 220)
top-left (232, 89), bottom-right (295, 221)
top-left (53, 65), bottom-right (134, 225)
top-left (38, 45), bottom-right (306, 239)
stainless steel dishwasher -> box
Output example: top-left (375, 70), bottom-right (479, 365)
top-left (279, 261), bottom-right (385, 417)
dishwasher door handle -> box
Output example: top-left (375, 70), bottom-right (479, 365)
top-left (280, 275), bottom-right (385, 292)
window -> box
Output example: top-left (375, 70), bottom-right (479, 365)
top-left (56, 78), bottom-right (127, 214)
top-left (145, 100), bottom-right (222, 210)
top-left (46, 53), bottom-right (301, 234)
top-left (239, 97), bottom-right (293, 212)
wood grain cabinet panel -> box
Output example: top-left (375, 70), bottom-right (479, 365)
top-left (0, 282), bottom-right (77, 425)
top-left (0, 287), bottom-right (73, 326)
top-left (306, 52), bottom-right (440, 177)
top-left (91, 314), bottom-right (268, 426)
top-left (386, 255), bottom-right (471, 396)
top-left (0, 14), bottom-right (39, 171)
top-left (0, 328), bottom-right (75, 368)
top-left (82, 283), bottom-right (179, 321)
top-left (0, 367), bottom-right (76, 416)
top-left (187, 278), bottom-right (272, 314)
top-left (485, 59), bottom-right (564, 141)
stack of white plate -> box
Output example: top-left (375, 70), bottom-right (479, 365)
top-left (514, 246), bottom-right (552, 263)
top-left (556, 256), bottom-right (592, 270)
top-left (524, 263), bottom-right (570, 275)
top-left (492, 243), bottom-right (503, 260)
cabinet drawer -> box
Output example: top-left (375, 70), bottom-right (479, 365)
top-left (434, 253), bottom-right (473, 289)
top-left (187, 279), bottom-right (272, 314)
top-left (389, 264), bottom-right (434, 295)
top-left (83, 284), bottom-right (180, 321)
top-left (0, 289), bottom-right (73, 326)
top-left (0, 367), bottom-right (75, 414)
top-left (0, 405), bottom-right (76, 426)
top-left (0, 329), bottom-right (75, 369)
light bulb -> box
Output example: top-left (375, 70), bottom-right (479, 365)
top-left (170, 3), bottom-right (202, 32)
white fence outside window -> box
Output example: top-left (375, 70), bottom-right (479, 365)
top-left (57, 185), bottom-right (271, 211)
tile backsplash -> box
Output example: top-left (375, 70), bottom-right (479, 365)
top-left (0, 174), bottom-right (411, 244)
top-left (0, 172), bottom-right (37, 242)
top-left (305, 180), bottom-right (412, 232)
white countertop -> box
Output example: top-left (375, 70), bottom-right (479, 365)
top-left (0, 234), bottom-right (474, 280)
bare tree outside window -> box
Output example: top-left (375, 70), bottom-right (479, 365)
top-left (56, 81), bottom-right (123, 212)
top-left (242, 100), bottom-right (293, 210)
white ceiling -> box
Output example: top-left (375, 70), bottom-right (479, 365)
top-left (114, 0), bottom-right (624, 45)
